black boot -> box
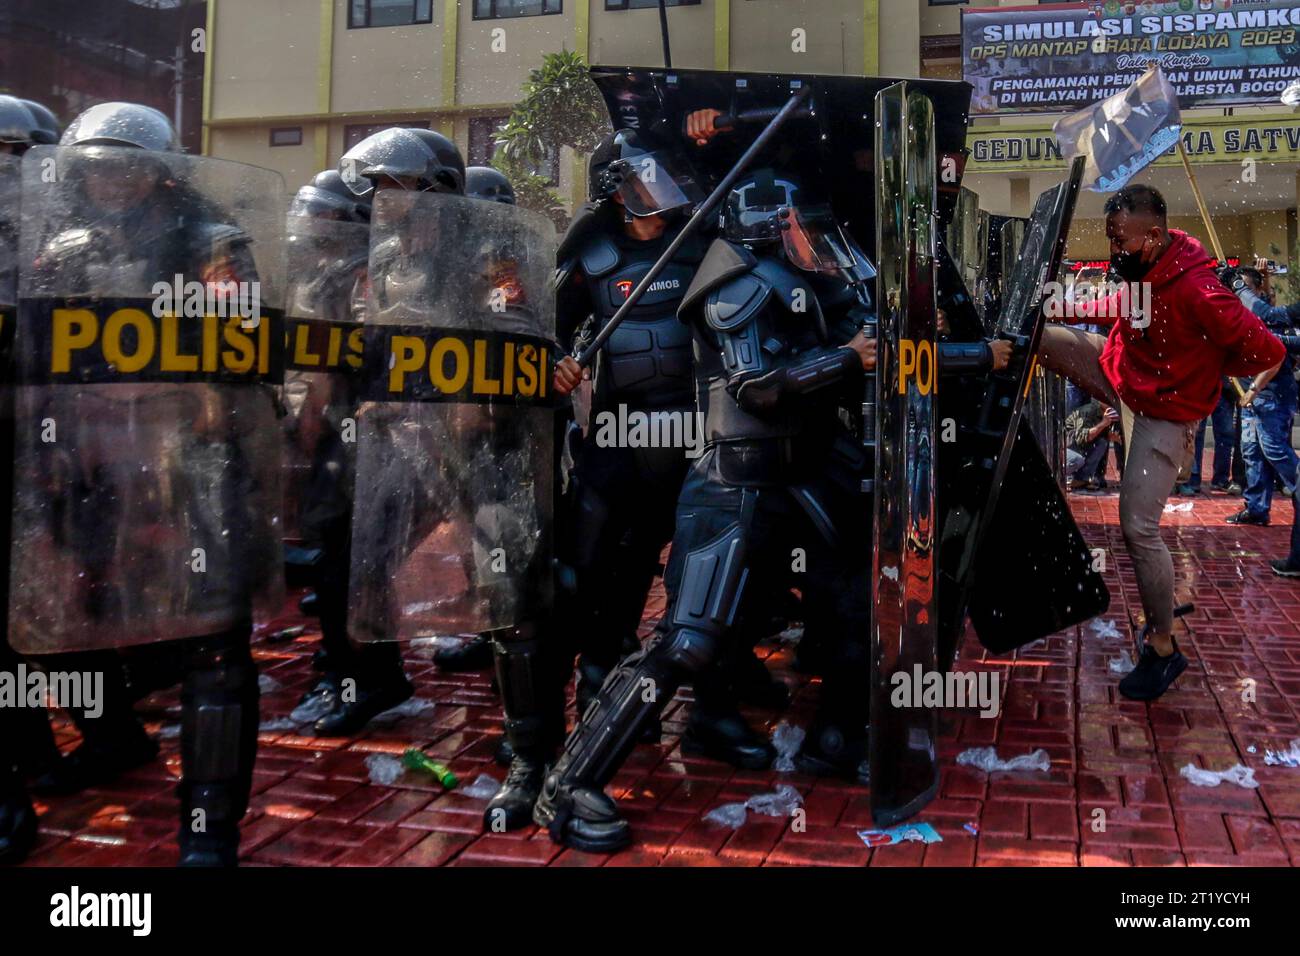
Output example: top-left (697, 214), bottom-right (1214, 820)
top-left (795, 722), bottom-right (869, 778)
top-left (177, 630), bottom-right (259, 867)
top-left (31, 650), bottom-right (158, 795)
top-left (536, 641), bottom-right (692, 852)
top-left (577, 656), bottom-right (661, 744)
top-left (484, 626), bottom-right (564, 832)
top-left (683, 709), bottom-right (775, 770)
top-left (433, 632), bottom-right (494, 673)
top-left (312, 642), bottom-right (412, 737)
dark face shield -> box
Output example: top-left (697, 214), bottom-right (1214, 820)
top-left (610, 150), bottom-right (703, 217)
top-left (780, 204), bottom-right (855, 274)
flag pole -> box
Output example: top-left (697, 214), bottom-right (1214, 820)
top-left (1176, 138), bottom-right (1226, 264)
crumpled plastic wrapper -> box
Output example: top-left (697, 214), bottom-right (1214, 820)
top-left (1108, 655), bottom-right (1135, 675)
top-left (703, 802), bottom-right (749, 829)
top-left (1263, 739), bottom-right (1300, 768)
top-left (704, 784), bottom-right (804, 829)
top-left (259, 716), bottom-right (298, 732)
top-left (258, 674), bottom-right (280, 693)
top-left (460, 773), bottom-right (502, 799)
top-left (158, 723), bottom-right (181, 740)
top-left (1163, 501), bottom-right (1194, 513)
top-left (364, 753), bottom-right (405, 786)
top-left (1179, 762), bottom-right (1259, 789)
top-left (956, 746), bottom-right (1051, 773)
top-left (371, 697), bottom-right (436, 724)
top-left (1089, 618), bottom-right (1123, 640)
top-left (290, 693), bottom-right (336, 724)
top-left (771, 721), bottom-right (805, 773)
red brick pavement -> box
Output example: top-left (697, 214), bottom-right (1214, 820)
top-left (16, 483), bottom-right (1300, 867)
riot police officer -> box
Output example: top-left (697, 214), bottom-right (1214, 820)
top-left (7, 102), bottom-right (287, 865)
top-left (465, 165), bottom-right (516, 206)
top-left (534, 169), bottom-right (1011, 851)
top-left (280, 170), bottom-right (375, 728)
top-left (310, 127), bottom-right (470, 735)
top-left (547, 129), bottom-right (780, 772)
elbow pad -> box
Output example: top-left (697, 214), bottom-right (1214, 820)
top-left (734, 347), bottom-right (861, 414)
top-left (938, 341), bottom-right (992, 375)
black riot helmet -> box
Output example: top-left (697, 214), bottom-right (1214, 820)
top-left (588, 129), bottom-right (703, 217)
top-left (722, 169), bottom-right (856, 275)
top-left (339, 127), bottom-right (464, 197)
top-left (0, 96), bottom-right (38, 151)
top-left (60, 101), bottom-right (179, 152)
top-left (20, 99), bottom-right (60, 144)
top-left (290, 168), bottom-right (372, 222)
top-left (465, 165), bottom-right (516, 205)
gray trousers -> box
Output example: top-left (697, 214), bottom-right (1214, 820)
top-left (1038, 326), bottom-right (1195, 635)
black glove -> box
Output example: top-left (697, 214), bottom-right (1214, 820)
top-left (732, 368), bottom-right (789, 414)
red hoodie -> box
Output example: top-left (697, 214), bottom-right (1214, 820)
top-left (1071, 230), bottom-right (1284, 422)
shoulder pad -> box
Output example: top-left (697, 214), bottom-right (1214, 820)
top-left (751, 257), bottom-right (818, 315)
top-left (680, 238), bottom-right (756, 319)
top-left (555, 201), bottom-right (609, 265)
top-left (576, 232), bottom-right (621, 278)
top-left (705, 272), bottom-right (773, 333)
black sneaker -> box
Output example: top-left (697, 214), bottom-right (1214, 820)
top-left (1118, 642), bottom-right (1187, 701)
top-left (1175, 483), bottom-right (1201, 496)
top-left (1226, 509), bottom-right (1269, 526)
top-left (1270, 559), bottom-right (1300, 579)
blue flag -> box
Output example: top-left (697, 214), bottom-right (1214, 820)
top-left (1053, 66), bottom-right (1182, 193)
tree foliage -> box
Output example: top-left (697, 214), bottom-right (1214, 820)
top-left (491, 49), bottom-right (611, 228)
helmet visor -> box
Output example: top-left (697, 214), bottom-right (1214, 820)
top-left (614, 151), bottom-right (704, 217)
top-left (781, 205), bottom-right (855, 274)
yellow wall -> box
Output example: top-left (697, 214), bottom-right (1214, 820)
top-left (210, 126), bottom-right (317, 187)
top-left (729, 0), bottom-right (867, 76)
top-left (878, 0), bottom-right (920, 78)
top-left (331, 3), bottom-right (444, 113)
top-left (210, 0), bottom-right (321, 119)
top-left (589, 0), bottom-right (716, 69)
top-left (456, 8), bottom-right (575, 106)
top-left (1065, 214), bottom-right (1257, 262)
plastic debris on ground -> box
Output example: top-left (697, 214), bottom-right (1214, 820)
top-left (258, 674), bottom-right (280, 693)
top-left (259, 716), bottom-right (298, 732)
top-left (289, 694), bottom-right (336, 724)
top-left (777, 626), bottom-right (804, 643)
top-left (364, 753), bottom-right (405, 786)
top-left (1088, 618), bottom-right (1123, 640)
top-left (1179, 762), bottom-right (1259, 789)
top-left (771, 721), bottom-right (805, 773)
top-left (1108, 655), bottom-right (1135, 675)
top-left (460, 773), bottom-right (502, 800)
top-left (704, 784), bottom-right (804, 829)
top-left (1163, 501), bottom-right (1194, 513)
top-left (956, 746), bottom-right (1051, 773)
top-left (963, 822), bottom-right (979, 837)
top-left (371, 697), bottom-right (436, 723)
top-left (1263, 739), bottom-right (1300, 768)
top-left (157, 723), bottom-right (181, 740)
top-left (1247, 745), bottom-right (1258, 754)
top-left (703, 802), bottom-right (749, 829)
top-left (858, 822), bottom-right (943, 846)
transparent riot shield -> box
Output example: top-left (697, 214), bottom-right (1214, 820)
top-left (8, 146), bottom-right (285, 653)
top-left (0, 156), bottom-right (19, 627)
top-left (871, 83), bottom-right (940, 827)
top-left (349, 190), bottom-right (555, 643)
top-left (281, 216), bottom-right (368, 544)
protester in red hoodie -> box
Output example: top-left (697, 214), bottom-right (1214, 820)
top-left (1040, 184), bottom-right (1285, 701)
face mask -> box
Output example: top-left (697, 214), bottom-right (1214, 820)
top-left (1109, 248), bottom-right (1150, 283)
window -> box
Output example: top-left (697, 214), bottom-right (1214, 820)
top-left (469, 115), bottom-right (559, 186)
top-left (344, 121), bottom-right (430, 152)
top-left (349, 0), bottom-right (433, 29)
top-left (606, 0), bottom-right (699, 9)
top-left (269, 127), bottom-right (303, 147)
top-left (472, 1), bottom-right (562, 20)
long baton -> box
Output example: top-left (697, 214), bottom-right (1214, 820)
top-left (576, 85), bottom-right (814, 369)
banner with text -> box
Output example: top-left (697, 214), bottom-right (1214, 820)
top-left (964, 0), bottom-right (1300, 115)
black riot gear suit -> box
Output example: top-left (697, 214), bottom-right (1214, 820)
top-left (534, 172), bottom-right (1007, 852)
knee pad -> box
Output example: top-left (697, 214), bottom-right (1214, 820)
top-left (669, 521), bottom-right (750, 645)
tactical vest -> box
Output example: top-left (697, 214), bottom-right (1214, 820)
top-left (572, 230), bottom-right (697, 414)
